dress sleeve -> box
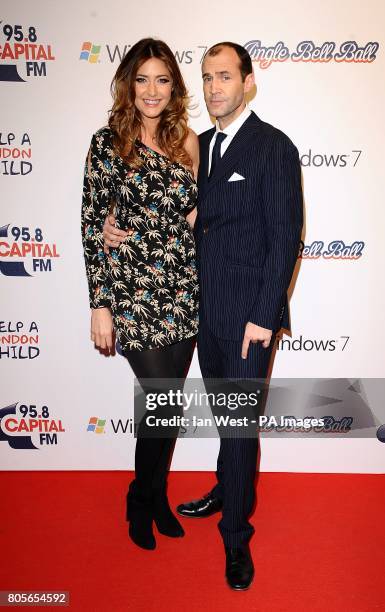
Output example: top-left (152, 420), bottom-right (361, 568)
top-left (81, 130), bottom-right (113, 309)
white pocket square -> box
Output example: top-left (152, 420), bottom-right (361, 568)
top-left (228, 172), bottom-right (245, 182)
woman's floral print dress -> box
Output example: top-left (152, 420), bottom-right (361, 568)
top-left (81, 127), bottom-right (199, 352)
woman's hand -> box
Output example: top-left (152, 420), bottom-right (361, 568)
top-left (91, 307), bottom-right (114, 351)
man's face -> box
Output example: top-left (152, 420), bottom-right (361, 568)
top-left (202, 46), bottom-right (254, 125)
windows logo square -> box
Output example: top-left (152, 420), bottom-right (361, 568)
top-left (87, 416), bottom-right (105, 433)
top-left (79, 42), bottom-right (101, 63)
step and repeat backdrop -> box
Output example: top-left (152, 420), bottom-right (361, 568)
top-left (1, 0), bottom-right (385, 471)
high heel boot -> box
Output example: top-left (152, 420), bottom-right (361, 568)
top-left (152, 488), bottom-right (185, 537)
top-left (126, 489), bottom-right (156, 550)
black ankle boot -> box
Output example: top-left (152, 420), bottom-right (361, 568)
top-left (153, 490), bottom-right (185, 537)
top-left (126, 491), bottom-right (156, 550)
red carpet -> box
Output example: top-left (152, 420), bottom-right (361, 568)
top-left (1, 472), bottom-right (384, 611)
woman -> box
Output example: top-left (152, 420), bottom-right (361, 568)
top-left (81, 38), bottom-right (199, 550)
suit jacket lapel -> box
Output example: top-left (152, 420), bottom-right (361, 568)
top-left (199, 111), bottom-right (263, 201)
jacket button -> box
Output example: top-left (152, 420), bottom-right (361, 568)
top-left (203, 227), bottom-right (208, 234)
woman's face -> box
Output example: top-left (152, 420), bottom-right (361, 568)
top-left (134, 57), bottom-right (173, 120)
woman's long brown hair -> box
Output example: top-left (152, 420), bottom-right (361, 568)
top-left (109, 38), bottom-right (192, 168)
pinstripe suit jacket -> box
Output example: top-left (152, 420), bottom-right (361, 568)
top-left (194, 111), bottom-right (303, 341)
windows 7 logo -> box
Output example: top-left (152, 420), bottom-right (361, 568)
top-left (87, 417), bottom-right (106, 433)
top-left (80, 42), bottom-right (101, 63)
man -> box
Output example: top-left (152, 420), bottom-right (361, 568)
top-left (103, 42), bottom-right (303, 590)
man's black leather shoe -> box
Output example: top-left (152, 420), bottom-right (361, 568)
top-left (225, 545), bottom-right (254, 590)
top-left (176, 491), bottom-right (222, 518)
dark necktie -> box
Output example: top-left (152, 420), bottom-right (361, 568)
top-left (209, 132), bottom-right (227, 179)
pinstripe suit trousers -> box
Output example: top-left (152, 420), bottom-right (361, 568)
top-left (197, 313), bottom-right (275, 547)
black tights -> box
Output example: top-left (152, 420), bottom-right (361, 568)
top-left (124, 336), bottom-right (196, 500)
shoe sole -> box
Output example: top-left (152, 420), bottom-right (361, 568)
top-left (226, 576), bottom-right (254, 591)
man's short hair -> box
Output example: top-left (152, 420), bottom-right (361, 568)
top-left (204, 42), bottom-right (253, 82)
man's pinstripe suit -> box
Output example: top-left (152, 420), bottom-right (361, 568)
top-left (194, 110), bottom-right (303, 547)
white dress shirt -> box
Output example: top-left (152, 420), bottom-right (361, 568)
top-left (208, 106), bottom-right (252, 175)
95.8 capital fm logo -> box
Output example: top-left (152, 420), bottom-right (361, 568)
top-left (0, 223), bottom-right (60, 276)
top-left (0, 402), bottom-right (65, 450)
top-left (0, 21), bottom-right (55, 82)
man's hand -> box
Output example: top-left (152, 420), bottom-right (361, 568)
top-left (241, 322), bottom-right (272, 359)
top-left (91, 307), bottom-right (114, 351)
top-left (103, 214), bottom-right (127, 254)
